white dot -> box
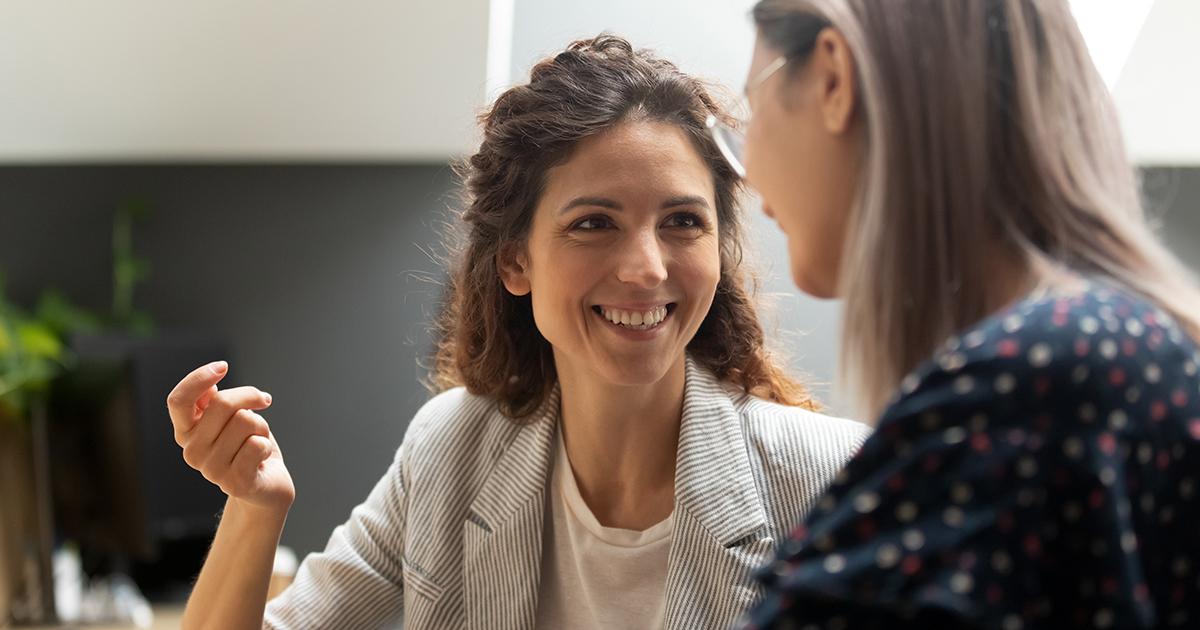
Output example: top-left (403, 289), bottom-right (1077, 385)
top-left (1079, 403), bottom-right (1097, 423)
top-left (969, 413), bottom-right (989, 432)
top-left (1003, 314), bottom-right (1024, 332)
top-left (1186, 361), bottom-right (1197, 377)
top-left (995, 373), bottom-right (1017, 394)
top-left (901, 373), bottom-right (921, 394)
top-left (828, 617), bottom-right (847, 630)
top-left (1125, 387), bottom-right (1140, 404)
top-left (1100, 339), bottom-right (1118, 360)
top-left (854, 491), bottom-right (880, 514)
top-left (1099, 467), bottom-right (1117, 486)
top-left (944, 427), bottom-right (967, 445)
top-left (950, 571), bottom-right (975, 594)
top-left (951, 482), bottom-right (974, 504)
top-left (964, 330), bottom-right (987, 348)
top-left (1018, 488), bottom-right (1036, 507)
top-left (1072, 364), bottom-right (1090, 383)
top-left (1028, 343), bottom-right (1053, 368)
top-left (1141, 493), bottom-right (1155, 513)
top-left (1106, 318), bottom-right (1121, 333)
top-left (953, 375), bottom-right (975, 395)
top-left (1064, 437), bottom-right (1086, 459)
top-left (815, 534), bottom-right (836, 551)
top-left (902, 528), bottom-right (925, 551)
top-left (824, 554), bottom-right (846, 574)
top-left (876, 543), bottom-right (901, 569)
top-left (1108, 410), bottom-right (1128, 430)
top-left (1080, 316), bottom-right (1100, 334)
top-left (1161, 506), bottom-right (1176, 524)
top-left (896, 501), bottom-right (918, 523)
top-left (1017, 456), bottom-right (1038, 478)
top-left (819, 494), bottom-right (837, 513)
top-left (1121, 531), bottom-right (1138, 553)
top-left (1094, 608), bottom-right (1113, 629)
top-left (1062, 502), bottom-right (1082, 522)
top-left (1172, 555), bottom-right (1191, 577)
top-left (1098, 305), bottom-right (1114, 319)
top-left (1181, 478), bottom-right (1195, 500)
top-left (943, 506), bottom-right (965, 527)
top-left (1092, 539), bottom-right (1108, 556)
top-left (1125, 318), bottom-right (1145, 337)
top-left (1002, 613), bottom-right (1024, 630)
top-left (1145, 363), bottom-right (1162, 383)
top-left (1138, 443), bottom-right (1153, 464)
top-left (921, 412), bottom-right (942, 430)
top-left (894, 441), bottom-right (913, 458)
top-left (944, 336), bottom-right (961, 352)
top-left (992, 550), bottom-right (1013, 575)
top-left (940, 351), bottom-right (968, 372)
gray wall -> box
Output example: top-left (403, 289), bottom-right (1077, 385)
top-left (2, 165), bottom-right (1198, 558)
top-left (0, 164), bottom-right (457, 557)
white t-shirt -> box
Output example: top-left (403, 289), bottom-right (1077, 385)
top-left (533, 427), bottom-right (672, 630)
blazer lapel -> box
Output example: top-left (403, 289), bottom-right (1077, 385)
top-left (665, 358), bottom-right (775, 630)
top-left (462, 386), bottom-right (559, 630)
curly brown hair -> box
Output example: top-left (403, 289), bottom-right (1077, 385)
top-left (432, 33), bottom-right (818, 421)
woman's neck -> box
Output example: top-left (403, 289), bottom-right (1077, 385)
top-left (553, 354), bottom-right (685, 530)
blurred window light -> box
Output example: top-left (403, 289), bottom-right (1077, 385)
top-left (1069, 0), bottom-right (1156, 89)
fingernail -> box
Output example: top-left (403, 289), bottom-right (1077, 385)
top-left (211, 361), bottom-right (228, 375)
top-left (263, 392), bottom-right (273, 404)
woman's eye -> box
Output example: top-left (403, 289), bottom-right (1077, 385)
top-left (666, 213), bottom-right (703, 229)
top-left (573, 216), bottom-right (611, 231)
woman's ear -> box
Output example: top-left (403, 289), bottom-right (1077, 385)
top-left (497, 244), bottom-right (532, 296)
top-left (813, 27), bottom-right (859, 135)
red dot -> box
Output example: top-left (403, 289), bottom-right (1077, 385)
top-left (1144, 312), bottom-right (1157, 326)
top-left (998, 511), bottom-right (1015, 533)
top-left (1151, 401), bottom-right (1168, 421)
top-left (959, 551), bottom-right (977, 570)
top-left (857, 517), bottom-right (877, 540)
top-left (1054, 469), bottom-right (1071, 486)
top-left (923, 453), bottom-right (942, 472)
top-left (1090, 489), bottom-right (1107, 509)
top-left (1173, 390), bottom-right (1188, 408)
top-left (1053, 312), bottom-right (1068, 327)
top-left (1102, 576), bottom-right (1119, 596)
top-left (1173, 584), bottom-right (1187, 604)
top-left (1023, 535), bottom-right (1042, 558)
top-left (1149, 329), bottom-right (1164, 350)
top-left (1123, 339), bottom-right (1138, 356)
top-left (1034, 376), bottom-right (1052, 396)
top-left (900, 556), bottom-right (923, 575)
top-left (1109, 368), bottom-right (1126, 387)
top-left (971, 433), bottom-right (992, 452)
top-left (1099, 432), bottom-right (1117, 455)
top-left (790, 523), bottom-right (807, 542)
top-left (998, 339), bottom-right (1020, 357)
top-left (987, 585), bottom-right (1005, 603)
top-left (1158, 451), bottom-right (1171, 470)
top-left (1074, 339), bottom-right (1090, 356)
top-left (888, 473), bottom-right (906, 492)
top-left (1116, 303), bottom-right (1131, 318)
top-left (1190, 419), bottom-right (1200, 441)
top-left (1134, 583), bottom-right (1149, 602)
top-left (991, 462), bottom-right (1008, 479)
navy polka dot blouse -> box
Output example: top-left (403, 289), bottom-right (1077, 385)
top-left (742, 279), bottom-right (1200, 629)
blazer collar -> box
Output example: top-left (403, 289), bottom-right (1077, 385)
top-left (674, 356), bottom-right (769, 544)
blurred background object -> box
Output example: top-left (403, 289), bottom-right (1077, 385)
top-left (0, 1), bottom-right (1196, 625)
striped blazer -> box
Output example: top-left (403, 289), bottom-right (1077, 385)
top-left (264, 357), bottom-right (871, 630)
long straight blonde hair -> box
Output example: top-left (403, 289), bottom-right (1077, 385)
top-left (754, 0), bottom-right (1200, 420)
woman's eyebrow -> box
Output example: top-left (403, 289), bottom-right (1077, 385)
top-left (559, 196), bottom-right (622, 214)
top-left (662, 195), bottom-right (710, 209)
top-left (558, 194), bottom-right (710, 214)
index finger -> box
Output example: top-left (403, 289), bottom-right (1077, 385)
top-left (167, 361), bottom-right (229, 427)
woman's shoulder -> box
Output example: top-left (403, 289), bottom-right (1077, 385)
top-left (883, 275), bottom-right (1200, 439)
top-left (399, 386), bottom-right (528, 469)
top-left (734, 392), bottom-right (873, 479)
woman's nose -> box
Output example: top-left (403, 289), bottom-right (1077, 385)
top-left (616, 232), bottom-right (668, 288)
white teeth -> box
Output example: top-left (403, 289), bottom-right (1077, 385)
top-left (601, 306), bottom-right (668, 330)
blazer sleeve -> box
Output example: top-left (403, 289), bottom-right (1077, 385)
top-left (263, 438), bottom-right (410, 630)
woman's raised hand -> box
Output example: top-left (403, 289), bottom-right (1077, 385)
top-left (167, 361), bottom-right (295, 512)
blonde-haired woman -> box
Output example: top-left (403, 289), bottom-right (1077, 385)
top-left (707, 0), bottom-right (1200, 627)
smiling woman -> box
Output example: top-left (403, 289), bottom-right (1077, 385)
top-left (162, 34), bottom-right (871, 630)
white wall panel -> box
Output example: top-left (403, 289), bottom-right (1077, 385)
top-left (0, 1), bottom-right (491, 162)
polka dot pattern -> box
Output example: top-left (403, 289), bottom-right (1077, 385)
top-left (740, 279), bottom-right (1200, 629)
